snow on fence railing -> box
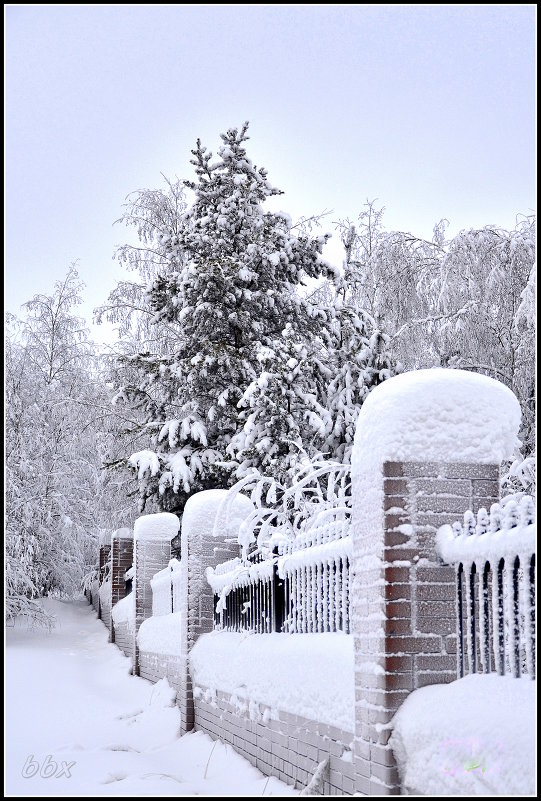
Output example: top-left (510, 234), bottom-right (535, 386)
top-left (207, 465), bottom-right (353, 635)
top-left (208, 551), bottom-right (277, 633)
top-left (212, 461), bottom-right (351, 559)
top-left (436, 496), bottom-right (536, 680)
top-left (150, 558), bottom-right (182, 616)
top-left (278, 531), bottom-right (352, 634)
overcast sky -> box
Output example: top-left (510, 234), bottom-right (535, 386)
top-left (5, 5), bottom-right (536, 342)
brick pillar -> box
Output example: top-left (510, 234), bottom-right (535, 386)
top-left (350, 369), bottom-right (521, 795)
top-left (98, 540), bottom-right (111, 621)
top-left (110, 527), bottom-right (134, 643)
top-left (178, 489), bottom-right (253, 734)
top-left (133, 513), bottom-right (180, 676)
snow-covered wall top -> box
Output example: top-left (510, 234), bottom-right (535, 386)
top-left (137, 612), bottom-right (183, 656)
top-left (389, 673), bottom-right (535, 796)
top-left (111, 592), bottom-right (135, 626)
top-left (134, 512), bottom-right (180, 541)
top-left (190, 630), bottom-right (354, 731)
top-left (352, 369), bottom-right (521, 469)
top-left (112, 527), bottom-right (133, 540)
top-left (183, 489), bottom-right (254, 541)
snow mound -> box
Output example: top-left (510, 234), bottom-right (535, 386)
top-left (137, 612), bottom-right (183, 656)
top-left (111, 593), bottom-right (135, 626)
top-left (351, 369), bottom-right (522, 563)
top-left (352, 368), bottom-right (520, 468)
top-left (134, 512), bottom-right (180, 541)
top-left (148, 676), bottom-right (177, 708)
top-left (390, 673), bottom-right (535, 796)
top-left (183, 489), bottom-right (254, 541)
top-left (190, 631), bottom-right (354, 732)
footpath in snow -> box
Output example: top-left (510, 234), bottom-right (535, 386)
top-left (5, 598), bottom-right (297, 797)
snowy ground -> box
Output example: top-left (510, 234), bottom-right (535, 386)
top-left (5, 598), bottom-right (298, 797)
top-left (390, 673), bottom-right (536, 796)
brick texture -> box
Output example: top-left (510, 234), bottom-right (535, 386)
top-left (352, 460), bottom-right (500, 794)
top-left (111, 536), bottom-right (133, 607)
top-left (193, 684), bottom-right (354, 795)
top-left (133, 535), bottom-right (174, 675)
top-left (112, 620), bottom-right (134, 663)
top-left (98, 543), bottom-right (111, 623)
top-left (178, 501), bottom-right (239, 734)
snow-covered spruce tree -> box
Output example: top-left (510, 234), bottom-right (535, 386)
top-left (121, 122), bottom-right (336, 512)
top-left (322, 297), bottom-right (398, 464)
top-left (94, 177), bottom-right (191, 514)
top-left (229, 323), bottom-right (328, 483)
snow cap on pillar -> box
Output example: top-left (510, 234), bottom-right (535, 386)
top-left (133, 512), bottom-right (180, 541)
top-left (112, 527), bottom-right (133, 540)
top-left (352, 368), bottom-right (520, 469)
top-left (351, 369), bottom-right (521, 551)
top-left (183, 488), bottom-right (254, 541)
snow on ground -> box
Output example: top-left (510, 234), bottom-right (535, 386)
top-left (5, 598), bottom-right (297, 797)
top-left (190, 630), bottom-right (354, 732)
top-left (389, 673), bottom-right (536, 796)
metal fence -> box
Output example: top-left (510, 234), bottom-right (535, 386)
top-left (208, 513), bottom-right (352, 634)
top-left (207, 462), bottom-right (353, 634)
top-left (437, 496), bottom-right (536, 679)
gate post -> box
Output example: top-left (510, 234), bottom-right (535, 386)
top-left (133, 513), bottom-right (180, 676)
top-left (97, 533), bottom-right (112, 622)
top-left (110, 527), bottom-right (133, 644)
top-left (178, 489), bottom-right (253, 733)
top-left (350, 369), bottom-right (520, 794)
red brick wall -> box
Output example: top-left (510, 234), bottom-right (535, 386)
top-left (353, 460), bottom-right (499, 795)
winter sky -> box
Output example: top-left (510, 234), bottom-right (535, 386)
top-left (5, 5), bottom-right (535, 342)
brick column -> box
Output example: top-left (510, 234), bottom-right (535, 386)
top-left (110, 527), bottom-right (134, 643)
top-left (133, 513), bottom-right (180, 676)
top-left (350, 369), bottom-right (521, 795)
top-left (97, 539), bottom-right (111, 621)
top-left (178, 489), bottom-right (253, 733)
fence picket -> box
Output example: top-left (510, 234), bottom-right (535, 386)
top-left (437, 499), bottom-right (535, 681)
